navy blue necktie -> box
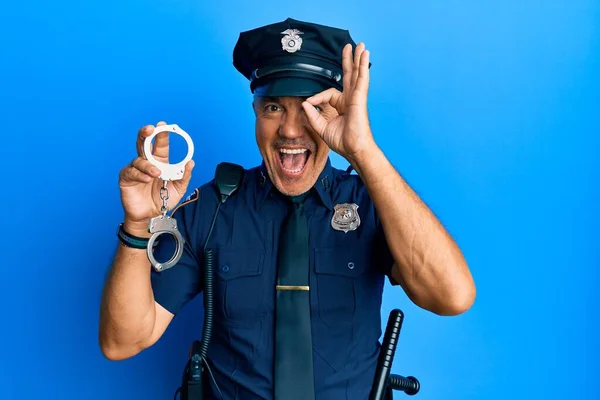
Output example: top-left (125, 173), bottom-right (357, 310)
top-left (274, 193), bottom-right (315, 400)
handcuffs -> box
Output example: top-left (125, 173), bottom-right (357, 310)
top-left (143, 124), bottom-right (195, 272)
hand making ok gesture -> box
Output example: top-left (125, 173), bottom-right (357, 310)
top-left (302, 43), bottom-right (375, 165)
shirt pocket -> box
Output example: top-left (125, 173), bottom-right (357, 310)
top-left (212, 247), bottom-right (266, 328)
top-left (314, 245), bottom-right (369, 328)
top-left (312, 245), bottom-right (370, 373)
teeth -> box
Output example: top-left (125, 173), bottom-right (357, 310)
top-left (280, 148), bottom-right (308, 154)
top-left (282, 166), bottom-right (303, 173)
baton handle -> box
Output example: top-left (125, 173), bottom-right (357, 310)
top-left (389, 374), bottom-right (420, 396)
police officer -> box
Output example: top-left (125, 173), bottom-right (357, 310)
top-left (99, 17), bottom-right (476, 400)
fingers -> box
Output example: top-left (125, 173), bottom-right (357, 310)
top-left (136, 125), bottom-right (155, 158)
top-left (340, 42), bottom-right (369, 109)
top-left (354, 48), bottom-right (370, 97)
top-left (342, 43), bottom-right (354, 93)
top-left (120, 157), bottom-right (162, 185)
top-left (302, 101), bottom-right (328, 138)
top-left (135, 121), bottom-right (169, 163)
top-left (180, 159), bottom-right (195, 184)
top-left (172, 160), bottom-right (196, 195)
top-left (351, 43), bottom-right (366, 90)
top-left (306, 88), bottom-right (344, 113)
top-left (152, 121), bottom-right (169, 162)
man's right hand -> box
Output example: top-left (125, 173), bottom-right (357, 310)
top-left (118, 121), bottom-right (195, 236)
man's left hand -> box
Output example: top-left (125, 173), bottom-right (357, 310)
top-left (302, 42), bottom-right (376, 165)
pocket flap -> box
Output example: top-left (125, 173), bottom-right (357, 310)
top-left (314, 246), bottom-right (369, 278)
top-left (213, 248), bottom-right (263, 281)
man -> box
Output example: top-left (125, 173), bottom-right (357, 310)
top-left (99, 17), bottom-right (475, 399)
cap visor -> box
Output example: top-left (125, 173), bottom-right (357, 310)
top-left (253, 77), bottom-right (331, 97)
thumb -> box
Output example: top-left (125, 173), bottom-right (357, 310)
top-left (172, 159), bottom-right (195, 195)
top-left (302, 101), bottom-right (328, 138)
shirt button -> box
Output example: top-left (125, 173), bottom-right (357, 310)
top-left (222, 264), bottom-right (230, 273)
top-left (347, 262), bottom-right (354, 270)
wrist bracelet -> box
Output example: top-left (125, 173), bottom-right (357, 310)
top-left (117, 223), bottom-right (158, 249)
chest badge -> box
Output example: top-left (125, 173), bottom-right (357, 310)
top-left (331, 203), bottom-right (361, 233)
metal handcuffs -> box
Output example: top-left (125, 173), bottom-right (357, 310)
top-left (143, 124), bottom-right (195, 272)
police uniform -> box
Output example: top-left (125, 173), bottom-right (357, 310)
top-left (150, 18), bottom-right (398, 400)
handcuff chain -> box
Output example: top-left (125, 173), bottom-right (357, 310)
top-left (160, 180), bottom-right (170, 215)
top-left (149, 180), bottom-right (184, 272)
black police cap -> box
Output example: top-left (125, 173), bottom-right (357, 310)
top-left (233, 17), bottom-right (361, 97)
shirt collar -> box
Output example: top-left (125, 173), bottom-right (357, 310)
top-left (257, 157), bottom-right (334, 211)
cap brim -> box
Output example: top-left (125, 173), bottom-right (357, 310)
top-left (253, 76), bottom-right (332, 97)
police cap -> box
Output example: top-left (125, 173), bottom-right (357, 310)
top-left (233, 17), bottom-right (361, 97)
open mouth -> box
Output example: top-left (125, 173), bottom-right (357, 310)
top-left (278, 147), bottom-right (311, 176)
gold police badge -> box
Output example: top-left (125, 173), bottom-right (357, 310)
top-left (281, 29), bottom-right (303, 53)
top-left (331, 203), bottom-right (361, 233)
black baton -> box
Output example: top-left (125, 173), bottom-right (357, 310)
top-left (369, 309), bottom-right (420, 400)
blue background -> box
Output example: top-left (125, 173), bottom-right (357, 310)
top-left (1, 0), bottom-right (598, 399)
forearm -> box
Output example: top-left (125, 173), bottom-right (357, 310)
top-left (99, 222), bottom-right (157, 359)
top-left (351, 143), bottom-right (475, 315)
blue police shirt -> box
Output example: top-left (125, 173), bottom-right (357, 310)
top-left (151, 157), bottom-right (398, 399)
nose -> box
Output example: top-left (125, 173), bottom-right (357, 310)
top-left (279, 106), bottom-right (309, 140)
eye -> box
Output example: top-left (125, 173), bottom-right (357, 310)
top-left (264, 104), bottom-right (282, 112)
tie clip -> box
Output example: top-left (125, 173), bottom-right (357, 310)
top-left (276, 285), bottom-right (309, 291)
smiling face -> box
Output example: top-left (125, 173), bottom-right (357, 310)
top-left (253, 95), bottom-right (331, 197)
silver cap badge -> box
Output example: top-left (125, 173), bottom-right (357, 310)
top-left (281, 29), bottom-right (303, 53)
top-left (331, 203), bottom-right (361, 233)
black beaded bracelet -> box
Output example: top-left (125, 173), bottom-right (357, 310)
top-left (116, 223), bottom-right (155, 249)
